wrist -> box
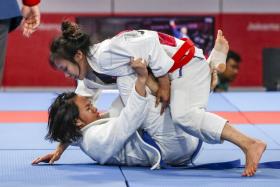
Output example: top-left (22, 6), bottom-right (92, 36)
top-left (137, 76), bottom-right (147, 84)
top-left (135, 80), bottom-right (147, 97)
top-left (22, 0), bottom-right (40, 7)
top-left (158, 83), bottom-right (170, 88)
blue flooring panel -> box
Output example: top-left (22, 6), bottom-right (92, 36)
top-left (121, 149), bottom-right (280, 187)
top-left (1, 91), bottom-right (280, 112)
top-left (2, 149), bottom-right (278, 187)
top-left (207, 93), bottom-right (238, 112)
top-left (257, 125), bottom-right (280, 146)
top-left (0, 150), bottom-right (126, 187)
top-left (0, 92), bottom-right (56, 111)
top-left (0, 123), bottom-right (72, 150)
top-left (121, 167), bottom-right (280, 187)
top-left (1, 92), bottom-right (279, 187)
top-left (203, 125), bottom-right (280, 150)
top-left (195, 149), bottom-right (280, 166)
top-left (95, 92), bottom-right (119, 111)
top-left (222, 92), bottom-right (280, 111)
top-left (0, 91), bottom-right (119, 111)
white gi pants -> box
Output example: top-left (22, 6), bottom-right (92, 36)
top-left (169, 57), bottom-right (227, 144)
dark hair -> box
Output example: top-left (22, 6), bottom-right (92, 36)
top-left (226, 50), bottom-right (241, 63)
top-left (45, 92), bottom-right (82, 144)
top-left (49, 21), bottom-right (92, 69)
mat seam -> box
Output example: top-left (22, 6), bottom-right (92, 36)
top-left (119, 166), bottom-right (130, 187)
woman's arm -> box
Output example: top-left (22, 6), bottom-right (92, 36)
top-left (86, 60), bottom-right (150, 164)
top-left (32, 143), bottom-right (69, 164)
top-left (156, 74), bottom-right (170, 115)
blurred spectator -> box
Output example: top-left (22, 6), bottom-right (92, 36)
top-left (192, 28), bottom-right (213, 56)
top-left (169, 20), bottom-right (189, 39)
top-left (214, 50), bottom-right (241, 92)
top-left (0, 0), bottom-right (41, 86)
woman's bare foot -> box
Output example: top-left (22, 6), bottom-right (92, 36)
top-left (214, 30), bottom-right (229, 55)
top-left (209, 30), bottom-right (229, 73)
top-left (221, 123), bottom-right (267, 177)
top-left (242, 140), bottom-right (267, 177)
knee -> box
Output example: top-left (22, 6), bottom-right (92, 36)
top-left (171, 107), bottom-right (205, 127)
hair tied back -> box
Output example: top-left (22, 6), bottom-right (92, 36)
top-left (61, 21), bottom-right (83, 40)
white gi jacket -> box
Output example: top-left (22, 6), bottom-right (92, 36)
top-left (75, 79), bottom-right (200, 169)
top-left (87, 30), bottom-right (205, 77)
top-left (85, 30), bottom-right (227, 145)
top-left (75, 85), bottom-right (162, 169)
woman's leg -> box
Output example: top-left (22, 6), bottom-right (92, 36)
top-left (221, 123), bottom-right (266, 176)
top-left (169, 34), bottom-right (266, 176)
top-left (170, 57), bottom-right (225, 144)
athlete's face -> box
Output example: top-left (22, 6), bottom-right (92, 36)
top-left (54, 51), bottom-right (89, 80)
top-left (223, 58), bottom-right (240, 82)
top-left (74, 95), bottom-right (101, 127)
top-left (54, 58), bottom-right (81, 79)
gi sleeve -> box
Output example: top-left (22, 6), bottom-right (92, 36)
top-left (85, 85), bottom-right (149, 164)
top-left (75, 80), bottom-right (101, 104)
top-left (116, 74), bottom-right (137, 105)
top-left (146, 33), bottom-right (174, 77)
top-left (206, 49), bottom-right (227, 69)
top-left (110, 30), bottom-right (174, 77)
top-left (108, 96), bottom-right (124, 117)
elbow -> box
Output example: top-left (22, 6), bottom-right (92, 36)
top-left (98, 153), bottom-right (112, 164)
top-left (99, 158), bottom-right (107, 165)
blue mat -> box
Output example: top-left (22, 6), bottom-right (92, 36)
top-left (0, 92), bottom-right (119, 111)
top-left (0, 123), bottom-right (59, 150)
top-left (259, 161), bottom-right (280, 169)
top-left (95, 92), bottom-right (119, 111)
top-left (0, 92), bottom-right (55, 111)
top-left (256, 125), bottom-right (280, 146)
top-left (203, 125), bottom-right (280, 150)
top-left (0, 150), bottom-right (126, 187)
top-left (207, 93), bottom-right (238, 112)
top-left (222, 92), bottom-right (280, 111)
top-left (120, 149), bottom-right (280, 187)
top-left (1, 91), bottom-right (280, 187)
top-left (1, 92), bottom-right (280, 112)
top-left (120, 166), bottom-right (280, 187)
top-left (1, 149), bottom-right (278, 187)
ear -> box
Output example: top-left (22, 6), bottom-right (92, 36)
top-left (74, 50), bottom-right (85, 63)
top-left (76, 118), bottom-right (86, 129)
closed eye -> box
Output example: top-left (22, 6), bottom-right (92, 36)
top-left (86, 103), bottom-right (91, 111)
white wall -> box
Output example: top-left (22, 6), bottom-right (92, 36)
top-left (18, 0), bottom-right (112, 13)
top-left (222, 0), bottom-right (280, 13)
top-left (114, 0), bottom-right (220, 14)
top-left (18, 0), bottom-right (280, 14)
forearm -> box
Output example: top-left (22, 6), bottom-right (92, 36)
top-left (95, 86), bottom-right (149, 164)
top-left (56, 142), bottom-right (70, 155)
top-left (135, 77), bottom-right (147, 97)
top-left (157, 74), bottom-right (170, 90)
top-left (146, 73), bottom-right (159, 95)
top-left (22, 0), bottom-right (40, 6)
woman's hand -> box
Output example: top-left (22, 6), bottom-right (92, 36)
top-left (156, 84), bottom-right (170, 115)
top-left (32, 143), bottom-right (69, 164)
top-left (32, 151), bottom-right (61, 165)
top-left (21, 5), bottom-right (41, 37)
top-left (156, 74), bottom-right (170, 115)
top-left (130, 57), bottom-right (148, 97)
top-left (130, 58), bottom-right (148, 82)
